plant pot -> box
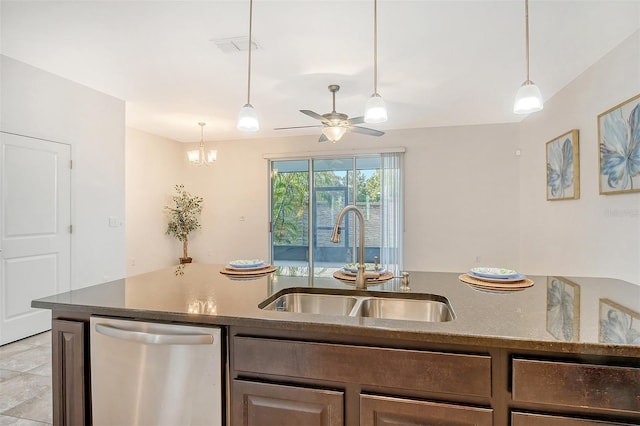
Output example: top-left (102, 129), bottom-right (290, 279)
top-left (179, 257), bottom-right (192, 264)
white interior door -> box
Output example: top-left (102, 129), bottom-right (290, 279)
top-left (0, 132), bottom-right (71, 345)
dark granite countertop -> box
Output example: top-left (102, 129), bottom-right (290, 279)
top-left (32, 263), bottom-right (640, 357)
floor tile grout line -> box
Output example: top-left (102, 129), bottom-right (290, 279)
top-left (0, 413), bottom-right (51, 425)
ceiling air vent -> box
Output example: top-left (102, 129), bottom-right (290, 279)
top-left (211, 36), bottom-right (260, 53)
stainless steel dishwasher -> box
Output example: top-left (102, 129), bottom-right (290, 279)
top-left (90, 317), bottom-right (222, 426)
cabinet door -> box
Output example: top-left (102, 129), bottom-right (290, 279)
top-left (52, 319), bottom-right (86, 426)
top-left (232, 379), bottom-right (344, 426)
top-left (512, 411), bottom-right (632, 426)
top-left (360, 394), bottom-right (492, 426)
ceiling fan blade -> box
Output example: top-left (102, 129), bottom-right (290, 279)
top-left (318, 134), bottom-right (329, 143)
top-left (347, 116), bottom-right (365, 125)
top-left (274, 125), bottom-right (322, 130)
top-left (300, 110), bottom-right (329, 123)
top-left (349, 126), bottom-right (385, 137)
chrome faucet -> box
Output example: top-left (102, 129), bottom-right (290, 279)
top-left (330, 205), bottom-right (367, 289)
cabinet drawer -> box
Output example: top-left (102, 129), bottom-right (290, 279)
top-left (512, 358), bottom-right (640, 414)
top-left (512, 411), bottom-right (632, 426)
top-left (231, 379), bottom-right (343, 426)
top-left (234, 336), bottom-right (491, 398)
top-left (361, 394), bottom-right (492, 426)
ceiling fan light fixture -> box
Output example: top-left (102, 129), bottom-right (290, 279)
top-left (513, 80), bottom-right (543, 114)
top-left (514, 0), bottom-right (543, 115)
top-left (364, 93), bottom-right (388, 123)
top-left (237, 103), bottom-right (260, 131)
top-left (322, 126), bottom-right (347, 143)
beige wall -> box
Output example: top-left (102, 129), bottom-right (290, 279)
top-left (163, 124), bottom-right (521, 274)
top-left (125, 128), bottom-right (185, 276)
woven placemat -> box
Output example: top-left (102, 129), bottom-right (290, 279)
top-left (459, 274), bottom-right (534, 290)
top-left (333, 270), bottom-right (394, 285)
top-left (220, 265), bottom-right (277, 277)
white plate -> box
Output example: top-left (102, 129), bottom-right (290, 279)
top-left (228, 259), bottom-right (265, 268)
top-left (225, 264), bottom-right (268, 271)
top-left (469, 267), bottom-right (520, 279)
top-left (468, 273), bottom-right (527, 283)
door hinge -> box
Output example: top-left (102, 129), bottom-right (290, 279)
top-left (269, 221), bottom-right (272, 233)
top-left (69, 225), bottom-right (73, 234)
top-left (70, 160), bottom-right (73, 169)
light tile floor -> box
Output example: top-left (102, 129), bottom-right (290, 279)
top-left (0, 331), bottom-right (52, 426)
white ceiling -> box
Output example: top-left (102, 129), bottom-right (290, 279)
top-left (1, 0), bottom-right (639, 142)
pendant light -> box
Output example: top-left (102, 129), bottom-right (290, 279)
top-left (322, 126), bottom-right (348, 143)
top-left (364, 0), bottom-right (387, 123)
top-left (513, 0), bottom-right (543, 114)
top-left (237, 0), bottom-right (259, 131)
top-left (187, 122), bottom-right (217, 165)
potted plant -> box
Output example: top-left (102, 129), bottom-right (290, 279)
top-left (165, 184), bottom-right (203, 264)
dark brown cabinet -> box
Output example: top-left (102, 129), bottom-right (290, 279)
top-left (45, 310), bottom-right (639, 426)
top-left (233, 336), bottom-right (492, 398)
top-left (511, 357), bottom-right (640, 425)
top-left (232, 380), bottom-right (344, 426)
top-left (361, 394), bottom-right (493, 426)
top-left (230, 333), bottom-right (493, 425)
top-left (511, 411), bottom-right (633, 426)
top-left (51, 319), bottom-right (87, 426)
top-left (512, 358), bottom-right (640, 414)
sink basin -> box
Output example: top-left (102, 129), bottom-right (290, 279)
top-left (259, 288), bottom-right (455, 322)
top-left (355, 297), bottom-right (454, 322)
top-left (261, 293), bottom-right (358, 315)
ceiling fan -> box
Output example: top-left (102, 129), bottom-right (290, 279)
top-left (275, 84), bottom-right (385, 142)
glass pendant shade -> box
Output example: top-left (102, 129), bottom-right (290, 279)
top-left (364, 93), bottom-right (388, 123)
top-left (238, 0), bottom-right (259, 133)
top-left (514, 0), bottom-right (543, 115)
top-left (322, 126), bottom-right (347, 143)
top-left (237, 104), bottom-right (259, 132)
top-left (206, 149), bottom-right (218, 162)
top-left (513, 80), bottom-right (543, 114)
top-left (187, 149), bottom-right (200, 163)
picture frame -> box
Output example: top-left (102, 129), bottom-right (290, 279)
top-left (546, 129), bottom-right (580, 201)
top-left (598, 93), bottom-right (640, 195)
top-left (546, 276), bottom-right (580, 341)
top-left (599, 298), bottom-right (640, 345)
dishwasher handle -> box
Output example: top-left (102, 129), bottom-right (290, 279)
top-left (95, 323), bottom-right (214, 345)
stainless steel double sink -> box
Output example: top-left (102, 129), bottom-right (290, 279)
top-left (259, 288), bottom-right (455, 322)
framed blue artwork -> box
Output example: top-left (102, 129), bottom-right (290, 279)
top-left (598, 93), bottom-right (640, 195)
top-left (546, 129), bottom-right (580, 201)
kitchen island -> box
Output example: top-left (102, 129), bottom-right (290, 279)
top-left (32, 264), bottom-right (640, 425)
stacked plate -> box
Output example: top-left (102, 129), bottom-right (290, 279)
top-left (468, 267), bottom-right (525, 282)
top-left (460, 267), bottom-right (533, 292)
top-left (341, 263), bottom-right (386, 276)
top-left (220, 259), bottom-right (276, 278)
top-left (226, 259), bottom-right (267, 271)
top-left (333, 262), bottom-right (394, 285)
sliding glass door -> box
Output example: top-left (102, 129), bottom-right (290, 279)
top-left (270, 154), bottom-right (402, 281)
top-left (270, 160), bottom-right (310, 276)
